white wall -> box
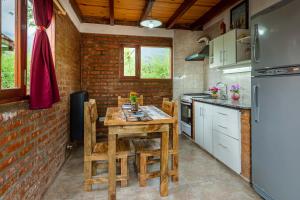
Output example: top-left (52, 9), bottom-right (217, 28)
top-left (173, 30), bottom-right (205, 100)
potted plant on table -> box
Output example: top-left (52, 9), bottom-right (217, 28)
top-left (130, 92), bottom-right (138, 111)
top-left (230, 84), bottom-right (240, 101)
top-left (209, 86), bottom-right (220, 99)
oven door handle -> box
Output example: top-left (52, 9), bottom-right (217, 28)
top-left (188, 109), bottom-right (191, 118)
top-left (181, 101), bottom-right (191, 106)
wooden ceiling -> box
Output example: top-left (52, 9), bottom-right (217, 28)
top-left (70, 0), bottom-right (241, 30)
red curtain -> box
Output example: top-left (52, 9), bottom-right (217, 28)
top-left (30, 0), bottom-right (60, 109)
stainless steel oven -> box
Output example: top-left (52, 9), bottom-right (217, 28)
top-left (180, 100), bottom-right (192, 137)
top-left (180, 93), bottom-right (210, 138)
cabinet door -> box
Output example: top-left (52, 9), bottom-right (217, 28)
top-left (213, 36), bottom-right (224, 67)
top-left (203, 104), bottom-right (213, 154)
top-left (213, 130), bottom-right (241, 173)
top-left (209, 40), bottom-right (215, 68)
top-left (194, 102), bottom-right (204, 147)
top-left (223, 30), bottom-right (236, 66)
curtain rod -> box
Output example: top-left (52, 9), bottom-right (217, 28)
top-left (53, 0), bottom-right (66, 15)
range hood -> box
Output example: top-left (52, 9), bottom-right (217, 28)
top-left (185, 37), bottom-right (209, 61)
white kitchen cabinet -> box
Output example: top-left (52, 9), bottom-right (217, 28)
top-left (213, 129), bottom-right (241, 173)
top-left (209, 29), bottom-right (250, 68)
top-left (223, 30), bottom-right (236, 66)
top-left (213, 106), bottom-right (241, 174)
top-left (194, 102), bottom-right (213, 154)
top-left (209, 40), bottom-right (215, 68)
top-left (194, 102), bottom-right (204, 147)
top-left (212, 36), bottom-right (224, 68)
top-left (203, 104), bottom-right (213, 154)
top-left (193, 101), bottom-right (241, 174)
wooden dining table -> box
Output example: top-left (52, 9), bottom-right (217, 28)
top-left (104, 106), bottom-right (177, 200)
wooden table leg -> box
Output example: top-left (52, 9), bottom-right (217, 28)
top-left (172, 123), bottom-right (179, 182)
top-left (160, 129), bottom-right (169, 197)
top-left (108, 133), bottom-right (116, 200)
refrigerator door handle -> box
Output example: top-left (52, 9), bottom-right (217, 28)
top-left (252, 24), bottom-right (260, 63)
top-left (253, 85), bottom-right (260, 123)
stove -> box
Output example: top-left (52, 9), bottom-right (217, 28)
top-left (181, 93), bottom-right (210, 103)
top-left (180, 93), bottom-right (210, 138)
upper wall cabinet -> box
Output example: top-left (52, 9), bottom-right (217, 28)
top-left (209, 29), bottom-right (250, 68)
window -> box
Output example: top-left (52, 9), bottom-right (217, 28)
top-left (123, 47), bottom-right (136, 77)
top-left (141, 47), bottom-right (171, 79)
top-left (0, 0), bottom-right (27, 103)
top-left (27, 0), bottom-right (36, 94)
top-left (0, 0), bottom-right (52, 103)
top-left (121, 45), bottom-right (172, 80)
top-left (1, 0), bottom-right (17, 89)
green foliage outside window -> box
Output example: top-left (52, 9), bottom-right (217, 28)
top-left (141, 47), bottom-right (171, 79)
top-left (124, 48), bottom-right (136, 76)
top-left (1, 51), bottom-right (15, 88)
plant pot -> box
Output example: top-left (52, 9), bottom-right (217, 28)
top-left (131, 102), bottom-right (138, 111)
top-left (231, 92), bottom-right (240, 101)
top-left (211, 93), bottom-right (218, 99)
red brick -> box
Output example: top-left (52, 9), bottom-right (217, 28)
top-left (0, 11), bottom-right (81, 200)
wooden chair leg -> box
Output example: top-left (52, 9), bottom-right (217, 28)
top-left (135, 153), bottom-right (140, 172)
top-left (92, 161), bottom-right (97, 176)
top-left (120, 156), bottom-right (128, 187)
top-left (139, 154), bottom-right (148, 187)
top-left (171, 153), bottom-right (179, 182)
top-left (84, 160), bottom-right (92, 191)
top-left (171, 123), bottom-right (179, 182)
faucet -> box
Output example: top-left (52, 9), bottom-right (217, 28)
top-left (216, 82), bottom-right (228, 100)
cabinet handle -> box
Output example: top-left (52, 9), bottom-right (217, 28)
top-left (220, 51), bottom-right (222, 63)
top-left (218, 124), bottom-right (228, 129)
top-left (218, 143), bottom-right (228, 149)
top-left (217, 112), bottom-right (228, 116)
top-left (223, 50), bottom-right (226, 63)
top-left (253, 24), bottom-right (260, 63)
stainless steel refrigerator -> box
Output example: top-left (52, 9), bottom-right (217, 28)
top-left (251, 0), bottom-right (300, 200)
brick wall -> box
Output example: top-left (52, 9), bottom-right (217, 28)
top-left (0, 13), bottom-right (81, 200)
top-left (81, 34), bottom-right (173, 132)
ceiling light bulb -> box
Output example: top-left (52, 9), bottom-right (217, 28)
top-left (149, 21), bottom-right (154, 29)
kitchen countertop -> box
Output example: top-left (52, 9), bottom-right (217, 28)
top-left (193, 98), bottom-right (251, 110)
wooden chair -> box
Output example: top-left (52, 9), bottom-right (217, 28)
top-left (84, 99), bottom-right (130, 191)
top-left (132, 99), bottom-right (179, 187)
top-left (117, 95), bottom-right (144, 107)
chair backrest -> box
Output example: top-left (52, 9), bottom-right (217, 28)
top-left (84, 99), bottom-right (98, 156)
top-left (161, 98), bottom-right (178, 123)
top-left (117, 95), bottom-right (144, 107)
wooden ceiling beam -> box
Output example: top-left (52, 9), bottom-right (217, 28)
top-left (165, 0), bottom-right (198, 29)
top-left (190, 0), bottom-right (241, 30)
top-left (69, 0), bottom-right (82, 22)
top-left (109, 0), bottom-right (114, 25)
top-left (140, 0), bottom-right (155, 22)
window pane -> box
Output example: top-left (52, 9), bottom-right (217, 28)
top-left (124, 47), bottom-right (136, 76)
top-left (1, 0), bottom-right (16, 89)
top-left (27, 0), bottom-right (36, 94)
top-left (141, 47), bottom-right (171, 79)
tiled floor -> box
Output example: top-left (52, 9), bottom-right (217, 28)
top-left (43, 135), bottom-right (262, 200)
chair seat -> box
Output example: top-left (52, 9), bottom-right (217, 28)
top-left (132, 138), bottom-right (160, 153)
top-left (93, 139), bottom-right (131, 154)
top-left (132, 138), bottom-right (175, 155)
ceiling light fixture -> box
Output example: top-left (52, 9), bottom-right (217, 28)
top-left (140, 8), bottom-right (162, 29)
top-left (140, 19), bottom-right (162, 29)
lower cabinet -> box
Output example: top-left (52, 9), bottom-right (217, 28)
top-left (194, 101), bottom-right (241, 174)
top-left (213, 130), bottom-right (241, 173)
top-left (194, 102), bottom-right (213, 154)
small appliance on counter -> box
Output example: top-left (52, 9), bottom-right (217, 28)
top-left (180, 93), bottom-right (210, 138)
